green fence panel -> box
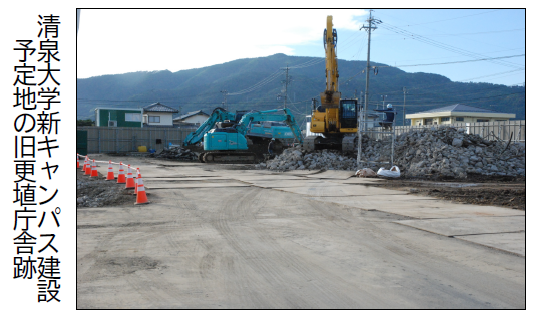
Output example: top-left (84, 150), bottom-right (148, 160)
top-left (77, 130), bottom-right (88, 155)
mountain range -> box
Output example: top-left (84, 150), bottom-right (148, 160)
top-left (76, 53), bottom-right (525, 126)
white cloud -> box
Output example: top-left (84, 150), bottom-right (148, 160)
top-left (77, 9), bottom-right (368, 78)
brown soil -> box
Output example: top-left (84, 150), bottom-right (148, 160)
top-left (372, 175), bottom-right (526, 210)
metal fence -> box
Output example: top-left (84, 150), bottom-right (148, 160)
top-left (393, 120), bottom-right (525, 142)
top-left (77, 126), bottom-right (195, 153)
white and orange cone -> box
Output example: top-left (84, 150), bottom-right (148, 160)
top-left (105, 161), bottom-right (115, 180)
top-left (132, 169), bottom-right (141, 195)
top-left (82, 156), bottom-right (88, 173)
top-left (135, 170), bottom-right (149, 205)
top-left (90, 159), bottom-right (99, 177)
top-left (77, 154), bottom-right (80, 169)
top-left (116, 162), bottom-right (126, 183)
top-left (84, 157), bottom-right (92, 175)
top-left (125, 165), bottom-right (135, 189)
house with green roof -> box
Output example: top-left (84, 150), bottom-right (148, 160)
top-left (406, 104), bottom-right (516, 126)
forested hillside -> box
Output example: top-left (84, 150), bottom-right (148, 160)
top-left (77, 53), bottom-right (525, 126)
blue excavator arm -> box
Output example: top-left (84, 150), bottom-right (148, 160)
top-left (183, 108), bottom-right (236, 146)
top-left (236, 108), bottom-right (303, 145)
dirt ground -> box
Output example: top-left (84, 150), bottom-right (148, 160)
top-left (77, 156), bottom-right (525, 211)
top-left (209, 161), bottom-right (526, 211)
top-left (372, 175), bottom-right (525, 211)
top-left (77, 156), bottom-right (525, 309)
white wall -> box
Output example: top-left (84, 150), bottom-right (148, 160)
top-left (178, 114), bottom-right (209, 125)
top-left (145, 112), bottom-right (173, 126)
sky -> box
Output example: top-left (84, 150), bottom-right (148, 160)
top-left (77, 8), bottom-right (525, 87)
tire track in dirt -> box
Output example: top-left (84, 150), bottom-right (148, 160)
top-left (214, 188), bottom-right (290, 308)
top-left (306, 199), bottom-right (522, 308)
top-left (215, 188), bottom-right (365, 308)
top-left (242, 191), bottom-right (372, 308)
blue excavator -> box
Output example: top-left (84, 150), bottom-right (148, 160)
top-left (183, 107), bottom-right (298, 162)
top-left (199, 108), bottom-right (303, 163)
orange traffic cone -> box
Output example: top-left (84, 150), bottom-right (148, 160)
top-left (84, 157), bottom-right (92, 175)
top-left (132, 169), bottom-right (141, 195)
top-left (82, 156), bottom-right (87, 173)
top-left (105, 161), bottom-right (115, 180)
top-left (116, 162), bottom-right (126, 183)
top-left (77, 154), bottom-right (80, 169)
top-left (90, 159), bottom-right (99, 177)
top-left (135, 171), bottom-right (149, 205)
top-left (125, 165), bottom-right (135, 189)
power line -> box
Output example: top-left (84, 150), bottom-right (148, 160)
top-left (378, 54), bottom-right (525, 68)
top-left (228, 70), bottom-right (284, 95)
top-left (403, 9), bottom-right (502, 27)
top-left (374, 28), bottom-right (524, 37)
top-left (380, 22), bottom-right (524, 69)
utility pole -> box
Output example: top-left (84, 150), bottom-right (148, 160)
top-left (381, 94), bottom-right (388, 109)
top-left (220, 90), bottom-right (228, 109)
top-left (360, 10), bottom-right (381, 121)
top-left (402, 87), bottom-right (408, 126)
top-left (280, 65), bottom-right (291, 110)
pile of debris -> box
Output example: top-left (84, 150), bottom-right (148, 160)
top-left (77, 171), bottom-right (133, 208)
top-left (389, 127), bottom-right (525, 178)
top-left (259, 148), bottom-right (357, 171)
top-left (256, 126), bottom-right (526, 178)
top-left (149, 146), bottom-right (198, 161)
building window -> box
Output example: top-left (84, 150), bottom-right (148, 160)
top-left (424, 118), bottom-right (434, 125)
top-left (455, 117), bottom-right (464, 122)
top-left (125, 113), bottom-right (141, 122)
top-left (476, 119), bottom-right (489, 123)
top-left (148, 116), bottom-right (160, 123)
top-left (441, 117), bottom-right (450, 122)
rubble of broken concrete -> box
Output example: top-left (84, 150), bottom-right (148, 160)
top-left (149, 146), bottom-right (199, 160)
top-left (257, 127), bottom-right (526, 178)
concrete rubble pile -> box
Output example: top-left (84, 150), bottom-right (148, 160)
top-left (149, 146), bottom-right (198, 161)
top-left (257, 126), bottom-right (526, 178)
top-left (259, 148), bottom-right (358, 171)
top-left (77, 179), bottom-right (125, 208)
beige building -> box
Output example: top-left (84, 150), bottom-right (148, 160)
top-left (406, 104), bottom-right (515, 126)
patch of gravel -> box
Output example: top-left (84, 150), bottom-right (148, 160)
top-left (77, 170), bottom-right (137, 208)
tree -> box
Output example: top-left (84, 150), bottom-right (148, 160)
top-left (77, 119), bottom-right (94, 126)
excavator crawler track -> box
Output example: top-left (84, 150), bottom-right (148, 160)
top-left (202, 151), bottom-right (260, 164)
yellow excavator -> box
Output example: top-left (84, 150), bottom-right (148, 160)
top-left (304, 15), bottom-right (359, 152)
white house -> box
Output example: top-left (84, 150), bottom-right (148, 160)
top-left (173, 110), bottom-right (210, 127)
top-left (142, 102), bottom-right (179, 127)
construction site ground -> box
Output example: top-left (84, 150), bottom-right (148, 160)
top-left (77, 155), bottom-right (525, 309)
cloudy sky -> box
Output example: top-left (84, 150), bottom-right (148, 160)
top-left (77, 8), bottom-right (525, 86)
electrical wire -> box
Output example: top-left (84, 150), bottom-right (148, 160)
top-left (380, 22), bottom-right (524, 69)
top-left (376, 54), bottom-right (525, 68)
top-left (404, 9), bottom-right (502, 27)
top-left (228, 70), bottom-right (284, 95)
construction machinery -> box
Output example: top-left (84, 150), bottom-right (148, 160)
top-left (183, 108), bottom-right (296, 154)
top-left (304, 15), bottom-right (360, 152)
top-left (200, 108), bottom-right (303, 163)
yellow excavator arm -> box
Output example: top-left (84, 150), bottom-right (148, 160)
top-left (321, 15), bottom-right (340, 106)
